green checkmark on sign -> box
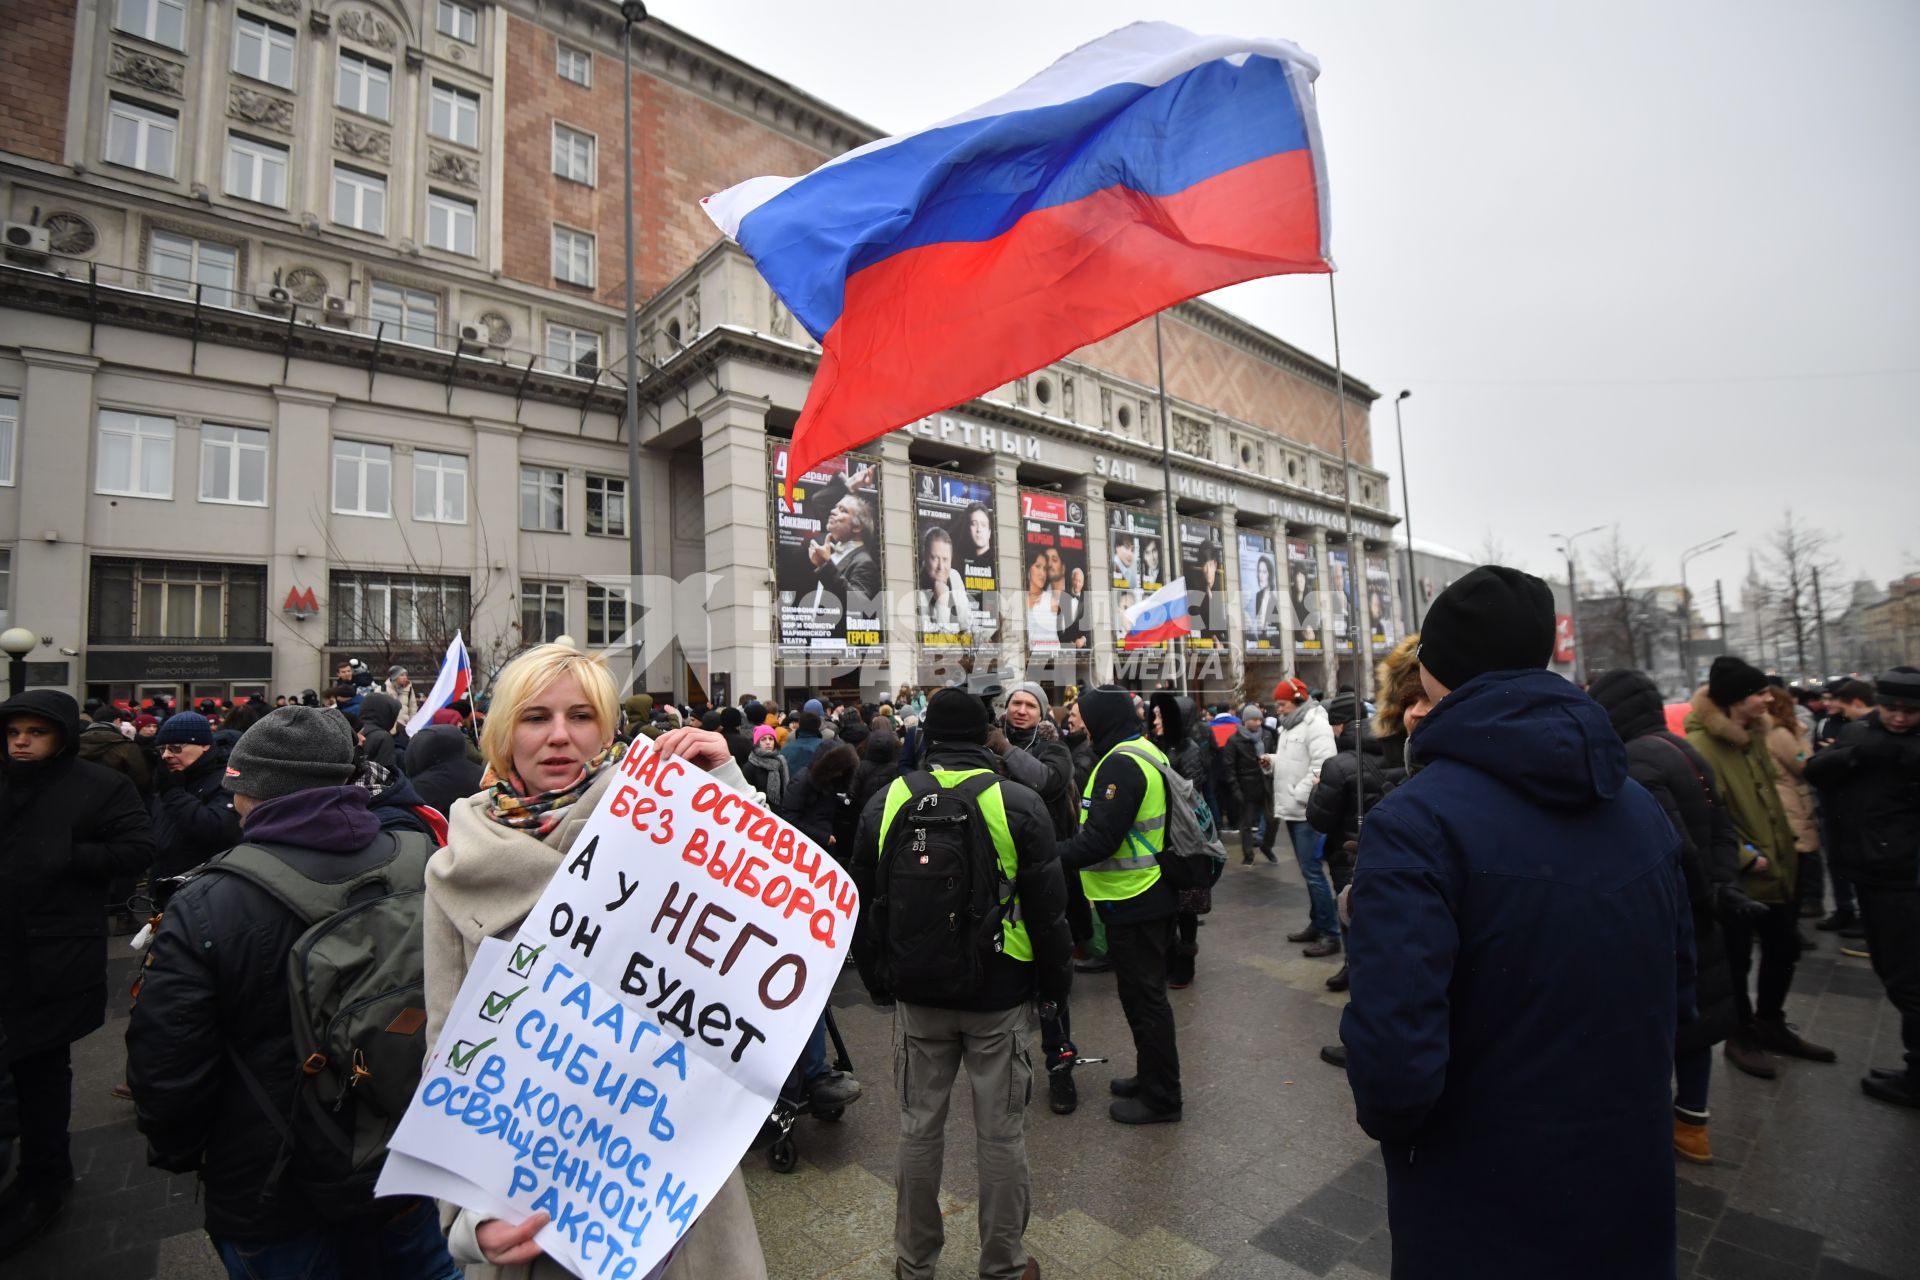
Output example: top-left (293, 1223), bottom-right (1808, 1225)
top-left (508, 942), bottom-right (545, 977)
top-left (446, 1036), bottom-right (496, 1075)
top-left (479, 987), bottom-right (528, 1022)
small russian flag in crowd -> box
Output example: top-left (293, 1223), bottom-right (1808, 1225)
top-left (704, 21), bottom-right (1331, 491)
top-left (1123, 578), bottom-right (1194, 650)
top-left (404, 630), bottom-right (471, 736)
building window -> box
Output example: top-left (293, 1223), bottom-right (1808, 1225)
top-left (369, 282), bottom-right (439, 347)
top-left (115, 0), bottom-right (185, 49)
top-left (332, 438), bottom-right (392, 516)
top-left (521, 580), bottom-right (567, 645)
top-left (436, 0), bottom-right (477, 44)
top-left (552, 123), bottom-right (595, 185)
top-left (337, 53), bottom-right (390, 120)
top-left (225, 135), bottom-right (289, 207)
top-left (552, 226), bottom-right (594, 287)
top-left (413, 450), bottom-right (468, 524)
top-left (520, 466), bottom-right (566, 532)
top-left (556, 43), bottom-right (591, 87)
top-left (106, 99), bottom-right (178, 176)
top-left (586, 583), bottom-right (630, 647)
top-left (232, 14), bottom-right (295, 88)
top-left (148, 231), bottom-right (239, 305)
top-left (429, 83), bottom-right (479, 148)
top-left (90, 557), bottom-right (267, 643)
top-left (96, 410), bottom-right (174, 499)
top-left (199, 424), bottom-right (268, 506)
top-left (330, 572), bottom-right (469, 644)
top-left (426, 192), bottom-right (476, 256)
top-left (546, 323), bottom-right (601, 378)
top-left (332, 166), bottom-right (386, 233)
top-left (0, 396), bottom-right (17, 488)
top-left (585, 474), bottom-right (626, 537)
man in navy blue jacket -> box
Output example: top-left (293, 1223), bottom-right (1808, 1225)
top-left (1340, 566), bottom-right (1693, 1280)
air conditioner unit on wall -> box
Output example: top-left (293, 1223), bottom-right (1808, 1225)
top-left (3, 222), bottom-right (50, 263)
top-left (254, 286), bottom-right (292, 315)
top-left (458, 325), bottom-right (487, 354)
top-left (321, 295), bottom-right (352, 326)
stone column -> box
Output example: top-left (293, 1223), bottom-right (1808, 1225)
top-left (992, 455), bottom-right (1023, 686)
top-left (698, 391), bottom-right (773, 706)
top-left (269, 385), bottom-right (338, 691)
top-left (1312, 526), bottom-right (1337, 690)
top-left (1080, 478), bottom-right (1111, 687)
top-left (876, 433), bottom-right (914, 702)
top-left (15, 349), bottom-right (99, 694)
top-left (1224, 516), bottom-right (1247, 700)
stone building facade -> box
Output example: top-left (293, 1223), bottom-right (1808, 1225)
top-left (0, 0), bottom-right (1394, 708)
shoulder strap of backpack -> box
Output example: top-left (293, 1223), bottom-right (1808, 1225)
top-left (204, 830), bottom-right (430, 926)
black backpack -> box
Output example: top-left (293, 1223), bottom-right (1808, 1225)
top-left (874, 772), bottom-right (1013, 1004)
top-left (202, 831), bottom-right (435, 1222)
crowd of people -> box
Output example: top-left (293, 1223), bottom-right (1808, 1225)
top-left (1, 567), bottom-right (1914, 1278)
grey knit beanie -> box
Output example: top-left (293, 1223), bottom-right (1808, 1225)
top-left (224, 706), bottom-right (358, 800)
top-left (1006, 682), bottom-right (1052, 715)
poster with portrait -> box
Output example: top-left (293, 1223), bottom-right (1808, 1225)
top-left (1108, 506), bottom-right (1165, 646)
top-left (1367, 553), bottom-right (1395, 651)
top-left (1328, 545), bottom-right (1355, 654)
top-left (1286, 537), bottom-right (1322, 656)
top-left (910, 467), bottom-right (999, 652)
top-left (1240, 532), bottom-right (1283, 653)
top-left (1178, 518), bottom-right (1228, 651)
top-left (770, 441), bottom-right (885, 657)
top-left (1018, 490), bottom-right (1090, 655)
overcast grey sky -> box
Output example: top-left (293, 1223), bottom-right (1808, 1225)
top-left (669, 0), bottom-right (1920, 604)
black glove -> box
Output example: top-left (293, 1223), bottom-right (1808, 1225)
top-left (1716, 883), bottom-right (1772, 923)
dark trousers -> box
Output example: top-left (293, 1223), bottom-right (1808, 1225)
top-left (1107, 915), bottom-right (1181, 1112)
top-left (1167, 912), bottom-right (1199, 986)
top-left (8, 1042), bottom-right (74, 1193)
top-left (1858, 885), bottom-right (1920, 1074)
top-left (1721, 901), bottom-right (1800, 1025)
top-left (213, 1198), bottom-right (460, 1280)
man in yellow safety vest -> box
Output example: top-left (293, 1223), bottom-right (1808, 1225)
top-left (1057, 686), bottom-right (1183, 1124)
top-left (852, 688), bottom-right (1073, 1280)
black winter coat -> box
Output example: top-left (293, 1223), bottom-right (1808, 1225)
top-left (149, 747), bottom-right (242, 883)
top-left (77, 720), bottom-right (152, 800)
top-left (0, 691), bottom-right (155, 1057)
top-left (1058, 691), bottom-right (1177, 924)
top-left (1592, 668), bottom-right (1741, 1054)
top-left (126, 785), bottom-right (403, 1241)
top-left (778, 769), bottom-right (845, 853)
top-left (1305, 725), bottom-right (1390, 847)
top-left (402, 725), bottom-right (484, 816)
top-left (1805, 713), bottom-right (1920, 888)
top-left (852, 742), bottom-right (1074, 1012)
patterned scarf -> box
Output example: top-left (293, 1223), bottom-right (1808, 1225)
top-left (484, 743), bottom-right (618, 835)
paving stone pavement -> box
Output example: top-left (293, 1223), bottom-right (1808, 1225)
top-left (8, 857), bottom-right (1917, 1279)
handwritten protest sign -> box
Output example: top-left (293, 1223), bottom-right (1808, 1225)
top-left (376, 739), bottom-right (857, 1279)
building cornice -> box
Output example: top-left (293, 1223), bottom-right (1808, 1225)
top-left (1170, 296), bottom-right (1379, 405)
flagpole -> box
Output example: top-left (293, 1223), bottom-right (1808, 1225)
top-left (1154, 313), bottom-right (1188, 696)
top-left (1327, 276), bottom-right (1368, 843)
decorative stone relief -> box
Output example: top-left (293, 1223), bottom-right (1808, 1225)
top-left (768, 292), bottom-right (792, 339)
top-left (1013, 378), bottom-right (1028, 407)
top-left (476, 310), bottom-right (512, 345)
top-left (283, 265), bottom-right (328, 304)
top-left (230, 86), bottom-right (295, 133)
top-left (426, 147), bottom-right (478, 187)
top-left (1138, 400), bottom-right (1153, 439)
top-left (684, 289), bottom-right (700, 338)
top-left (1172, 414), bottom-right (1212, 459)
top-left (109, 44), bottom-right (185, 97)
top-left (44, 212), bottom-right (97, 256)
top-left (336, 9), bottom-right (396, 49)
top-left (1098, 385), bottom-right (1113, 427)
top-left (1061, 376), bottom-right (1075, 419)
top-left (335, 119), bottom-right (392, 162)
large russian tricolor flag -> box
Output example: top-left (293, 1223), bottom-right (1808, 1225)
top-left (703, 22), bottom-right (1331, 489)
top-left (1123, 577), bottom-right (1195, 650)
top-left (404, 630), bottom-right (471, 736)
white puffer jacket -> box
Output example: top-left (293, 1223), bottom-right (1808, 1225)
top-left (1269, 703), bottom-right (1337, 821)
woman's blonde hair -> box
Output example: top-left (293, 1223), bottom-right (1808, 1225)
top-left (480, 644), bottom-right (620, 778)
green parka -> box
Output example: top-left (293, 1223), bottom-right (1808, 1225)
top-left (1683, 686), bottom-right (1798, 904)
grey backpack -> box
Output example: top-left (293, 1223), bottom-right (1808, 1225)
top-left (204, 831), bottom-right (435, 1221)
top-left (1113, 744), bottom-right (1229, 903)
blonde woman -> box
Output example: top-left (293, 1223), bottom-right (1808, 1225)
top-left (422, 644), bottom-right (767, 1279)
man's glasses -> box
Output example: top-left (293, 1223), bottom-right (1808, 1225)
top-left (158, 743), bottom-right (195, 755)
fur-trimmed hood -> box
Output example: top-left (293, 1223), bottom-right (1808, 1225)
top-left (1685, 685), bottom-right (1748, 748)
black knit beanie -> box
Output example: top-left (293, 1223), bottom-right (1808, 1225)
top-left (1416, 565), bottom-right (1555, 691)
top-left (1707, 656), bottom-right (1769, 709)
top-left (923, 687), bottom-right (989, 745)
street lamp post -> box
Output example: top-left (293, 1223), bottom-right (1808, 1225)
top-left (620, 2), bottom-right (649, 693)
top-left (1552, 525), bottom-right (1606, 684)
top-left (0, 627), bottom-right (37, 697)
top-left (1392, 389), bottom-right (1416, 626)
top-left (1679, 530), bottom-right (1737, 691)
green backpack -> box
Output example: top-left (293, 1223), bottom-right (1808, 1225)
top-left (204, 831), bottom-right (436, 1222)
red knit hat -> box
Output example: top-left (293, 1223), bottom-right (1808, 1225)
top-left (1272, 677), bottom-right (1311, 705)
